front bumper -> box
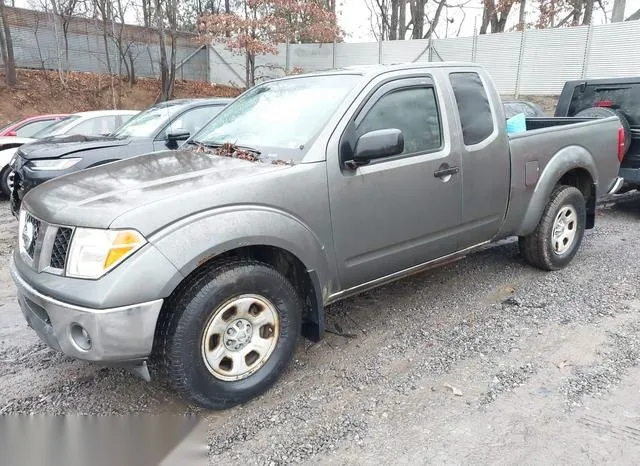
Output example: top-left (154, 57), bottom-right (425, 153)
top-left (10, 258), bottom-right (164, 362)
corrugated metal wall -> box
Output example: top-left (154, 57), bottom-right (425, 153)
top-left (210, 21), bottom-right (640, 95)
top-left (517, 27), bottom-right (589, 95)
top-left (1, 6), bottom-right (209, 82)
top-left (586, 22), bottom-right (640, 78)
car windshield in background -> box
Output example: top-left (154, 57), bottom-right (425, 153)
top-left (0, 118), bottom-right (21, 132)
top-left (32, 115), bottom-right (80, 138)
top-left (113, 104), bottom-right (181, 138)
top-left (192, 74), bottom-right (362, 160)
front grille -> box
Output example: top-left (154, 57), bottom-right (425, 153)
top-left (24, 212), bottom-right (41, 258)
top-left (50, 227), bottom-right (73, 269)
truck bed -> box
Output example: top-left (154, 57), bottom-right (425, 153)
top-left (500, 116), bottom-right (623, 237)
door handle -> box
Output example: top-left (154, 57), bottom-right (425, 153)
top-left (433, 166), bottom-right (460, 178)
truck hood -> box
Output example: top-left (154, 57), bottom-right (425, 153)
top-left (23, 149), bottom-right (290, 230)
top-left (17, 135), bottom-right (132, 160)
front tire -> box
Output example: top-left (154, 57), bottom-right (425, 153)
top-left (0, 167), bottom-right (10, 198)
top-left (159, 259), bottom-right (302, 410)
top-left (519, 185), bottom-right (586, 271)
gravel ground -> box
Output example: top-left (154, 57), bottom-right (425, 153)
top-left (1, 193), bottom-right (640, 464)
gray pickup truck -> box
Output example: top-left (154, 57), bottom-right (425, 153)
top-left (10, 63), bottom-right (624, 410)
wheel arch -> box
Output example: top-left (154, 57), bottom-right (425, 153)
top-left (516, 146), bottom-right (597, 236)
top-left (150, 208), bottom-right (333, 343)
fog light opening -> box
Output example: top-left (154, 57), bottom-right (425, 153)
top-left (70, 323), bottom-right (92, 351)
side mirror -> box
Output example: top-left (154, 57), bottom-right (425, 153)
top-left (349, 129), bottom-right (404, 167)
top-left (167, 130), bottom-right (190, 141)
top-left (6, 130), bottom-right (17, 137)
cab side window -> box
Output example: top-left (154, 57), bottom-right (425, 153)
top-left (449, 72), bottom-right (495, 146)
top-left (356, 87), bottom-right (442, 156)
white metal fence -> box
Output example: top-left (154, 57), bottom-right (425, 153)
top-left (210, 20), bottom-right (640, 96)
top-left (1, 7), bottom-right (209, 82)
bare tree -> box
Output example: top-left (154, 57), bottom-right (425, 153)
top-left (610, 0), bottom-right (624, 21)
top-left (0, 0), bottom-right (16, 86)
top-left (154, 0), bottom-right (178, 102)
top-left (92, 0), bottom-right (117, 107)
top-left (367, 0), bottom-right (448, 40)
top-left (480, 0), bottom-right (518, 34)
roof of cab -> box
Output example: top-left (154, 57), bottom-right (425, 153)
top-left (281, 61), bottom-right (481, 80)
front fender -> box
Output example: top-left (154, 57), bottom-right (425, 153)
top-left (516, 145), bottom-right (597, 236)
top-left (149, 205), bottom-right (331, 298)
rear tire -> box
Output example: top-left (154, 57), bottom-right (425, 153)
top-left (519, 185), bottom-right (586, 271)
top-left (575, 106), bottom-right (631, 156)
top-left (0, 167), bottom-right (10, 198)
top-left (158, 259), bottom-right (302, 410)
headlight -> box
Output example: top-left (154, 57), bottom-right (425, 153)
top-left (66, 228), bottom-right (146, 279)
top-left (28, 158), bottom-right (81, 171)
top-left (9, 152), bottom-right (17, 167)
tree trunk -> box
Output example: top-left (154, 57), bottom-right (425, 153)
top-left (480, 0), bottom-right (492, 34)
top-left (495, 4), bottom-right (514, 32)
top-left (582, 0), bottom-right (594, 24)
top-left (128, 48), bottom-right (135, 86)
top-left (423, 0), bottom-right (445, 38)
top-left (611, 0), bottom-right (626, 22)
top-left (390, 0), bottom-right (399, 40)
top-left (571, 0), bottom-right (583, 25)
top-left (155, 0), bottom-right (170, 102)
top-left (398, 0), bottom-right (407, 39)
top-left (518, 0), bottom-right (526, 30)
top-left (410, 0), bottom-right (425, 39)
top-left (0, 0), bottom-right (15, 86)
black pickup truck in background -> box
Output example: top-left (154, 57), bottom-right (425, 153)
top-left (555, 77), bottom-right (640, 192)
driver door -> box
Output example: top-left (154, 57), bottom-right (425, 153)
top-left (328, 76), bottom-right (463, 290)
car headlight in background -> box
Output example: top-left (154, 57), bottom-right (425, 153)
top-left (28, 158), bottom-right (82, 171)
top-left (66, 228), bottom-right (146, 279)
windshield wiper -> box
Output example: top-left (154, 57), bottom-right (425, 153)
top-left (190, 140), bottom-right (261, 155)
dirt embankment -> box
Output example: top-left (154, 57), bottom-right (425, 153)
top-left (0, 69), bottom-right (243, 124)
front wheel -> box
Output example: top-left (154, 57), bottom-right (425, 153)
top-left (519, 185), bottom-right (586, 271)
top-left (0, 167), bottom-right (10, 198)
top-left (158, 259), bottom-right (302, 410)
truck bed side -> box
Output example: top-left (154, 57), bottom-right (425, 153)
top-left (498, 116), bottom-right (622, 238)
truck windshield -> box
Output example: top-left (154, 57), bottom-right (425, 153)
top-left (113, 103), bottom-right (182, 138)
top-left (191, 74), bottom-right (362, 160)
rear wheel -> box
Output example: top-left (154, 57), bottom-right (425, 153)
top-left (0, 167), bottom-right (10, 197)
top-left (575, 106), bottom-right (631, 156)
top-left (158, 259), bottom-right (302, 410)
top-left (519, 185), bottom-right (586, 271)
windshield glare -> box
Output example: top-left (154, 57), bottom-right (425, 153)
top-left (192, 74), bottom-right (362, 158)
top-left (32, 115), bottom-right (80, 138)
top-left (113, 104), bottom-right (178, 138)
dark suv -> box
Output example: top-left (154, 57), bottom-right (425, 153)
top-left (555, 77), bottom-right (640, 191)
top-left (9, 98), bottom-right (233, 215)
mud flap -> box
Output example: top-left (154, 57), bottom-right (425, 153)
top-left (586, 183), bottom-right (596, 229)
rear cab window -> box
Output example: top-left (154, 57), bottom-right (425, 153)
top-left (449, 72), bottom-right (495, 146)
